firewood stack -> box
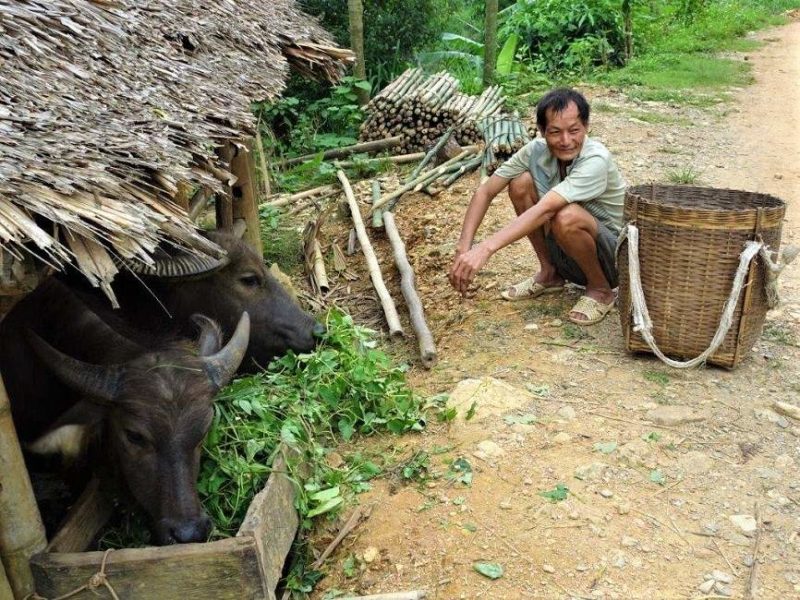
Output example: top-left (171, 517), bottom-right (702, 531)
top-left (481, 112), bottom-right (534, 175)
top-left (360, 68), bottom-right (507, 154)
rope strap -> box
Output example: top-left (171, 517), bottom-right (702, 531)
top-left (25, 549), bottom-right (120, 600)
top-left (624, 223), bottom-right (797, 369)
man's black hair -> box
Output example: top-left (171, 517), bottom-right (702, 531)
top-left (536, 88), bottom-right (590, 132)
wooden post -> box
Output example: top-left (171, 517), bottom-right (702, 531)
top-left (228, 141), bottom-right (264, 259)
top-left (0, 374), bottom-right (47, 599)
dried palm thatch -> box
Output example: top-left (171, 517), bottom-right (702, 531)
top-left (0, 0), bottom-right (353, 303)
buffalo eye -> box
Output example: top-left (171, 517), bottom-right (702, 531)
top-left (239, 274), bottom-right (261, 288)
top-left (124, 429), bottom-right (148, 448)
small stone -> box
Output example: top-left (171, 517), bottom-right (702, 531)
top-left (476, 440), bottom-right (505, 457)
top-left (711, 570), bottom-right (733, 584)
top-left (548, 319), bottom-right (563, 327)
top-left (621, 536), bottom-right (639, 547)
top-left (599, 489), bottom-right (614, 498)
top-left (730, 514), bottom-right (757, 535)
top-left (326, 452), bottom-right (344, 468)
top-left (362, 546), bottom-right (379, 563)
top-left (775, 454), bottom-right (795, 469)
top-left (714, 582), bottom-right (733, 597)
top-left (646, 405), bottom-right (704, 426)
top-left (576, 564), bottom-right (589, 572)
top-left (499, 499), bottom-right (513, 510)
top-left (678, 451), bottom-right (715, 475)
top-left (742, 555), bottom-right (754, 567)
top-left (698, 579), bottom-right (716, 594)
top-left (523, 477), bottom-right (533, 486)
top-left (569, 511), bottom-right (581, 520)
top-left (574, 462), bottom-right (608, 482)
top-left (611, 552), bottom-right (627, 568)
top-left (553, 432), bottom-right (571, 444)
top-left (543, 564), bottom-right (556, 574)
top-left (524, 323), bottom-right (540, 331)
top-left (558, 406), bottom-right (577, 420)
top-left (616, 502), bottom-right (631, 515)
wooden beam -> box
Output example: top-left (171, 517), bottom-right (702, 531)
top-left (237, 448), bottom-right (300, 600)
top-left (46, 477), bottom-right (114, 554)
top-left (0, 374), bottom-right (47, 599)
top-left (31, 537), bottom-right (264, 599)
top-left (228, 140), bottom-right (264, 260)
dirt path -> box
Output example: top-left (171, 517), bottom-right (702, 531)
top-left (311, 17), bottom-right (800, 600)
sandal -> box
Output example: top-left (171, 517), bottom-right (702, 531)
top-left (500, 277), bottom-right (565, 301)
top-left (568, 295), bottom-right (615, 326)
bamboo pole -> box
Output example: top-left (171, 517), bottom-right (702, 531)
top-left (228, 140), bottom-right (264, 259)
top-left (0, 374), bottom-right (47, 599)
top-left (371, 180), bottom-right (384, 229)
top-left (336, 171), bottom-right (404, 337)
top-left (383, 212), bottom-right (437, 368)
top-left (311, 240), bottom-right (330, 294)
top-left (282, 137), bottom-right (403, 167)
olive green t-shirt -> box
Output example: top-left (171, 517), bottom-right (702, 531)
top-left (494, 137), bottom-right (626, 234)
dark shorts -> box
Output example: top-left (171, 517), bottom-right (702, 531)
top-left (545, 219), bottom-right (619, 288)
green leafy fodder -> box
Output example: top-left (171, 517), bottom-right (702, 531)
top-left (199, 309), bottom-right (426, 538)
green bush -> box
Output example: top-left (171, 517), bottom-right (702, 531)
top-left (501, 0), bottom-right (626, 74)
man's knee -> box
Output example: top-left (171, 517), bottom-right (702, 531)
top-left (508, 172), bottom-right (536, 209)
top-left (551, 204), bottom-right (597, 240)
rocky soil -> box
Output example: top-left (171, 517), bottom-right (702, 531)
top-left (305, 16), bottom-right (800, 600)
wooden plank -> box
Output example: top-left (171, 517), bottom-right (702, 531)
top-left (31, 536), bottom-right (265, 600)
top-left (46, 477), bottom-right (114, 554)
top-left (237, 447), bottom-right (300, 600)
top-left (0, 374), bottom-right (47, 599)
top-left (229, 140), bottom-right (264, 259)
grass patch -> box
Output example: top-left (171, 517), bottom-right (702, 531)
top-left (643, 369), bottom-right (670, 386)
top-left (666, 166), bottom-right (702, 184)
top-left (259, 204), bottom-right (304, 275)
top-left (762, 322), bottom-right (798, 346)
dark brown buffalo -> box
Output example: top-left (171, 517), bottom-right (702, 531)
top-left (0, 277), bottom-right (250, 545)
top-left (64, 230), bottom-right (323, 372)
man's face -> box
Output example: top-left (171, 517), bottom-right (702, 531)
top-left (542, 101), bottom-right (587, 163)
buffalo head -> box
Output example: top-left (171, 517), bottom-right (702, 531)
top-left (154, 230), bottom-right (323, 371)
top-left (28, 312), bottom-right (250, 545)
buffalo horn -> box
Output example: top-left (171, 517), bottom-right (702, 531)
top-left (191, 314), bottom-right (224, 357)
top-left (26, 332), bottom-right (122, 404)
top-left (119, 252), bottom-right (230, 279)
top-left (202, 312), bottom-right (250, 389)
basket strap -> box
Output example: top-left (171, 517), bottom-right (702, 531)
top-left (626, 223), bottom-right (763, 368)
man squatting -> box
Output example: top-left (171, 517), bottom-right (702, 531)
top-left (449, 88), bottom-right (626, 325)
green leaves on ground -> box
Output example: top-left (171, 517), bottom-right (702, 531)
top-left (649, 469), bottom-right (666, 486)
top-left (473, 561), bottom-right (504, 579)
top-left (593, 441), bottom-right (618, 454)
top-left (199, 308), bottom-right (426, 538)
top-left (538, 483), bottom-right (569, 503)
top-left (447, 457), bottom-right (473, 486)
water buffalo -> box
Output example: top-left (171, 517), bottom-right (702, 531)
top-left (0, 277), bottom-right (250, 545)
top-left (65, 229), bottom-right (323, 372)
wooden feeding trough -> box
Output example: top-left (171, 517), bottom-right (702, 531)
top-left (29, 449), bottom-right (300, 600)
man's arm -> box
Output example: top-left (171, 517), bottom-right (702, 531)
top-left (455, 174), bottom-right (510, 256)
top-left (449, 189), bottom-right (568, 294)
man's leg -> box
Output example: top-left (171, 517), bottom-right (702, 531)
top-left (507, 173), bottom-right (564, 290)
top-left (549, 204), bottom-right (615, 321)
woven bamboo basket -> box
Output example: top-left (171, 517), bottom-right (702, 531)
top-left (618, 184), bottom-right (785, 368)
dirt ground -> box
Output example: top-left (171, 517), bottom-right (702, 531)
top-left (307, 16), bottom-right (800, 600)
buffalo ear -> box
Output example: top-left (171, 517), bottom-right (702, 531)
top-left (191, 314), bottom-right (223, 357)
top-left (26, 331), bottom-right (122, 404)
top-left (26, 400), bottom-right (106, 462)
top-left (202, 312), bottom-right (250, 390)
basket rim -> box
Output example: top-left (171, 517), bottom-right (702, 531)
top-left (626, 184), bottom-right (785, 213)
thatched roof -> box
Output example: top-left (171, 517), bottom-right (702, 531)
top-left (0, 0), bottom-right (352, 302)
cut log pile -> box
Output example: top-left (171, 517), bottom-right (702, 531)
top-left (359, 68), bottom-right (506, 154)
top-left (481, 112), bottom-right (534, 175)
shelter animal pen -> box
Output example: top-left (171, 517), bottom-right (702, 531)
top-left (0, 2), bottom-right (352, 598)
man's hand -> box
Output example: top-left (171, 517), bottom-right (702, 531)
top-left (449, 242), bottom-right (493, 296)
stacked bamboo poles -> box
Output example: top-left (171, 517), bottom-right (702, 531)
top-left (360, 69), bottom-right (506, 154)
top-left (0, 376), bottom-right (47, 599)
top-left (480, 112), bottom-right (533, 175)
top-left (336, 171), bottom-right (404, 337)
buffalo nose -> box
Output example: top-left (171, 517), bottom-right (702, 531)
top-left (158, 515), bottom-right (212, 545)
top-left (312, 321), bottom-right (326, 339)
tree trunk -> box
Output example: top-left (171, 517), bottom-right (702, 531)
top-left (483, 0), bottom-right (499, 87)
top-left (348, 0), bottom-right (369, 105)
top-left (622, 0), bottom-right (633, 61)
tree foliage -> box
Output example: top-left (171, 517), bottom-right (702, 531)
top-left (301, 0), bottom-right (450, 87)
